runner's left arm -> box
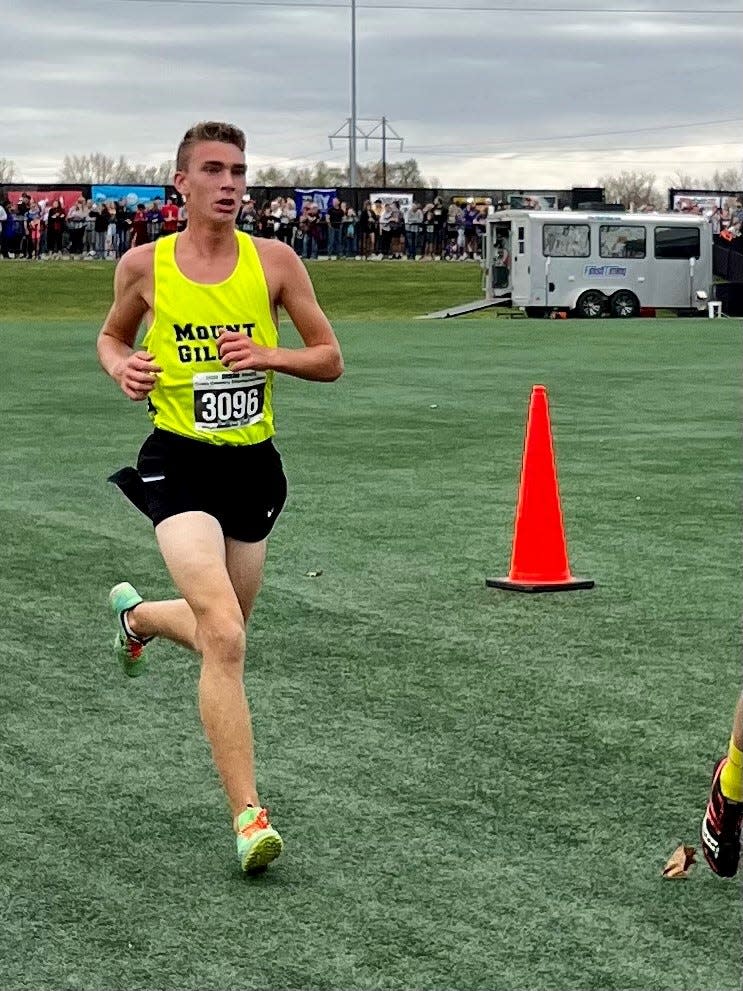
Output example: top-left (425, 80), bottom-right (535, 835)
top-left (218, 249), bottom-right (343, 382)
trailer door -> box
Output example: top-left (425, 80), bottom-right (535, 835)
top-left (653, 225), bottom-right (702, 308)
top-left (491, 221), bottom-right (512, 292)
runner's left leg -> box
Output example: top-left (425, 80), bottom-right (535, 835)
top-left (126, 538), bottom-right (266, 648)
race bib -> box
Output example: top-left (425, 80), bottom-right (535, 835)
top-left (193, 370), bottom-right (266, 431)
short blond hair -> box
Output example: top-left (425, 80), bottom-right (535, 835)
top-left (176, 121), bottom-right (246, 172)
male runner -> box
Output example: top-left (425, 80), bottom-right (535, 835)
top-left (701, 691), bottom-right (743, 877)
top-left (97, 121), bottom-right (343, 874)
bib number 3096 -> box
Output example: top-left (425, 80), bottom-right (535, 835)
top-left (193, 370), bottom-right (266, 431)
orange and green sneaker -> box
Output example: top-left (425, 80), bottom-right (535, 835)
top-left (109, 581), bottom-right (150, 677)
top-left (235, 806), bottom-right (284, 874)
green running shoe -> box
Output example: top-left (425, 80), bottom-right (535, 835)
top-left (236, 806), bottom-right (284, 874)
top-left (109, 581), bottom-right (149, 677)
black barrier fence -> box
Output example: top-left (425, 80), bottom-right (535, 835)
top-left (713, 234), bottom-right (743, 316)
top-left (713, 234), bottom-right (743, 283)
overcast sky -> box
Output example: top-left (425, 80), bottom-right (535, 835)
top-left (5, 0), bottom-right (743, 189)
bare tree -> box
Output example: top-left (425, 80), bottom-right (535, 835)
top-left (0, 158), bottom-right (16, 182)
top-left (669, 167), bottom-right (743, 191)
top-left (59, 153), bottom-right (174, 184)
top-left (253, 157), bottom-right (430, 188)
top-left (597, 171), bottom-right (663, 211)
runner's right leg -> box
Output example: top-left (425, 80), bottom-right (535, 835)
top-left (154, 511), bottom-right (260, 816)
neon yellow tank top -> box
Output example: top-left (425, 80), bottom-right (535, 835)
top-left (142, 231), bottom-right (277, 446)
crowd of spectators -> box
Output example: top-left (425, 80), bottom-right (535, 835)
top-left (236, 195), bottom-right (494, 261)
top-left (673, 196), bottom-right (743, 238)
top-left (2, 189), bottom-right (740, 262)
top-left (0, 191), bottom-right (497, 262)
top-left (0, 192), bottom-right (183, 261)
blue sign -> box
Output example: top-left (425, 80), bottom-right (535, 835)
top-left (294, 188), bottom-right (336, 217)
top-left (92, 184), bottom-right (166, 206)
top-left (584, 265), bottom-right (627, 278)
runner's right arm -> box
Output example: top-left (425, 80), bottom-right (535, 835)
top-left (96, 249), bottom-right (162, 401)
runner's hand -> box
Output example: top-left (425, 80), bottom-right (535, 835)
top-left (218, 331), bottom-right (274, 372)
top-left (115, 351), bottom-right (162, 401)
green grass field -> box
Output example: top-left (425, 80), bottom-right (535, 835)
top-left (0, 260), bottom-right (741, 991)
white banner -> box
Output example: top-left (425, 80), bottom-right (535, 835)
top-left (673, 194), bottom-right (720, 217)
top-left (509, 193), bottom-right (557, 210)
top-left (370, 191), bottom-right (414, 217)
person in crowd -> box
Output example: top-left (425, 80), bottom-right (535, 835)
top-left (431, 196), bottom-right (447, 259)
top-left (25, 198), bottom-right (43, 259)
top-left (177, 198), bottom-right (188, 231)
top-left (115, 198), bottom-right (131, 257)
top-left (474, 203), bottom-right (488, 258)
top-left (276, 197), bottom-right (296, 248)
top-left (269, 198), bottom-right (283, 239)
top-left (463, 198), bottom-right (479, 259)
top-left (454, 204), bottom-right (466, 259)
top-left (46, 199), bottom-right (67, 257)
top-left (300, 203), bottom-right (320, 260)
top-left (38, 200), bottom-right (50, 256)
top-left (84, 200), bottom-right (98, 256)
top-left (421, 201), bottom-right (436, 260)
top-left (66, 197), bottom-right (87, 256)
top-left (0, 198), bottom-right (8, 258)
top-left (94, 200), bottom-right (112, 259)
top-left (390, 201), bottom-right (405, 259)
top-left (293, 203), bottom-right (306, 256)
top-left (130, 203), bottom-right (149, 247)
top-left (405, 201), bottom-right (423, 260)
top-left (161, 194), bottom-right (180, 237)
top-left (378, 202), bottom-right (395, 258)
top-left (356, 200), bottom-right (374, 259)
top-left (146, 199), bottom-right (164, 241)
top-left (237, 195), bottom-right (258, 235)
top-left (7, 205), bottom-right (24, 257)
top-left (326, 197), bottom-right (344, 259)
top-left (371, 199), bottom-right (384, 258)
top-left (342, 205), bottom-right (357, 258)
top-left (257, 203), bottom-right (276, 238)
top-left (106, 200), bottom-right (118, 258)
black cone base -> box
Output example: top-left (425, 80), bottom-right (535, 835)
top-left (486, 576), bottom-right (595, 593)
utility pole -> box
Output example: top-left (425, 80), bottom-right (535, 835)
top-left (328, 117), bottom-right (404, 189)
top-left (349, 0), bottom-right (357, 187)
top-left (381, 116), bottom-right (386, 188)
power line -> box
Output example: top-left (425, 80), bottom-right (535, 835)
top-left (114, 0), bottom-right (743, 12)
top-left (404, 117), bottom-right (743, 153)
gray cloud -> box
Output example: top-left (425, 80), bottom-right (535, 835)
top-left (6, 0), bottom-right (743, 186)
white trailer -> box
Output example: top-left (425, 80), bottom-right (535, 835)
top-left (484, 210), bottom-right (713, 317)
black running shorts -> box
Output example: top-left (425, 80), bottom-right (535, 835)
top-left (109, 428), bottom-right (287, 542)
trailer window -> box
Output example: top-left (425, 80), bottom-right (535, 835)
top-left (654, 226), bottom-right (700, 259)
top-left (543, 224), bottom-right (590, 257)
top-left (600, 225), bottom-right (646, 258)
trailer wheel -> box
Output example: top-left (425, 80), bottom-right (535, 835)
top-left (610, 290), bottom-right (640, 318)
top-left (524, 307), bottom-right (548, 318)
top-left (574, 290), bottom-right (606, 319)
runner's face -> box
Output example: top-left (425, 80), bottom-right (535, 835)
top-left (177, 141), bottom-right (247, 224)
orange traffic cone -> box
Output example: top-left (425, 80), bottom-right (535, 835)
top-left (486, 385), bottom-right (594, 593)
